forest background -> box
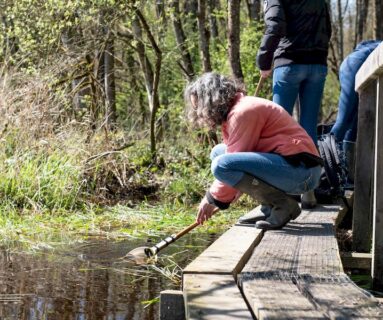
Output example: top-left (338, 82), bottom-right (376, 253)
top-left (0, 0), bottom-right (382, 246)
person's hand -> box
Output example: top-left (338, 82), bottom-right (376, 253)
top-left (260, 69), bottom-right (272, 78)
top-left (196, 196), bottom-right (219, 225)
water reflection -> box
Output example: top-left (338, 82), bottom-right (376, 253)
top-left (0, 233), bottom-right (217, 320)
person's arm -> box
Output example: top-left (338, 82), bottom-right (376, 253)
top-left (256, 0), bottom-right (287, 72)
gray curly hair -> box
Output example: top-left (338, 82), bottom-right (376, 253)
top-left (184, 72), bottom-right (245, 128)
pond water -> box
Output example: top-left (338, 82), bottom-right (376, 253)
top-left (0, 233), bottom-right (218, 320)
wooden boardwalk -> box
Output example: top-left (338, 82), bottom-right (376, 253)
top-left (159, 44), bottom-right (383, 319)
top-left (160, 204), bottom-right (383, 319)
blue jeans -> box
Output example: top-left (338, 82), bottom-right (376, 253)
top-left (273, 64), bottom-right (328, 143)
top-left (210, 144), bottom-right (321, 195)
top-left (330, 40), bottom-right (382, 142)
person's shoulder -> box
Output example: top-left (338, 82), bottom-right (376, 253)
top-left (235, 96), bottom-right (270, 111)
top-left (229, 96), bottom-right (278, 120)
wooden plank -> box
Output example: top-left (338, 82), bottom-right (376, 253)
top-left (353, 83), bottom-right (377, 252)
top-left (296, 276), bottom-right (383, 318)
top-left (183, 274), bottom-right (253, 320)
top-left (241, 277), bottom-right (326, 319)
top-left (355, 42), bottom-right (383, 91)
top-left (241, 206), bottom-right (341, 277)
top-left (296, 221), bottom-right (343, 277)
top-left (372, 74), bottom-right (383, 290)
top-left (240, 207), bottom-right (383, 318)
top-left (295, 205), bottom-right (340, 225)
top-left (183, 225), bottom-right (262, 276)
top-left (341, 252), bottom-right (372, 270)
top-left (240, 207), bottom-right (340, 319)
top-left (160, 290), bottom-right (185, 320)
top-left (241, 222), bottom-right (301, 275)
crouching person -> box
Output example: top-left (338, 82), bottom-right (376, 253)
top-left (185, 72), bottom-right (323, 230)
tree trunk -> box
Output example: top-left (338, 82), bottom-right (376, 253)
top-left (124, 35), bottom-right (146, 124)
top-left (337, 0), bottom-right (344, 62)
top-left (61, 27), bottom-right (90, 115)
top-left (104, 33), bottom-right (116, 128)
top-left (169, 0), bottom-right (195, 80)
top-left (246, 0), bottom-right (261, 21)
top-left (354, 0), bottom-right (359, 47)
top-left (155, 0), bottom-right (167, 38)
top-left (376, 0), bottom-right (383, 39)
top-left (155, 0), bottom-right (166, 21)
top-left (1, 16), bottom-right (19, 58)
top-left (228, 0), bottom-right (243, 80)
top-left (184, 0), bottom-right (198, 31)
top-left (207, 0), bottom-right (219, 38)
top-left (131, 17), bottom-right (154, 146)
top-left (215, 0), bottom-right (227, 37)
top-left (356, 0), bottom-right (370, 44)
top-left (132, 11), bottom-right (162, 159)
top-left (197, 0), bottom-right (212, 72)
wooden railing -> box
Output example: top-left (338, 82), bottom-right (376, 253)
top-left (353, 42), bottom-right (383, 290)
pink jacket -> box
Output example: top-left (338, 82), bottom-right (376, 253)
top-left (209, 93), bottom-right (320, 203)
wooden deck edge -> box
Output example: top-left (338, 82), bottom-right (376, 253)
top-left (183, 274), bottom-right (254, 319)
top-left (181, 219), bottom-right (264, 319)
top-left (183, 224), bottom-right (263, 277)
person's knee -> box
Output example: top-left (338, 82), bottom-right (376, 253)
top-left (210, 143), bottom-right (226, 161)
top-left (211, 155), bottom-right (223, 177)
top-left (211, 155), bottom-right (230, 181)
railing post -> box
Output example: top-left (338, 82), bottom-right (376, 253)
top-left (372, 74), bottom-right (383, 290)
top-left (352, 83), bottom-right (377, 252)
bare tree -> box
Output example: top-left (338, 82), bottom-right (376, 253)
top-left (355, 0), bottom-right (370, 45)
top-left (60, 27), bottom-right (91, 115)
top-left (376, 0), bottom-right (383, 39)
top-left (169, 0), bottom-right (195, 80)
top-left (228, 0), bottom-right (243, 80)
top-left (197, 0), bottom-right (212, 72)
top-left (104, 31), bottom-right (116, 128)
top-left (131, 10), bottom-right (162, 159)
top-left (245, 0), bottom-right (261, 21)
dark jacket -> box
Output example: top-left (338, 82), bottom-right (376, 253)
top-left (257, 0), bottom-right (332, 70)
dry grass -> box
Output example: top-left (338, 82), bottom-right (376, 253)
top-left (0, 64), bottom-right (159, 206)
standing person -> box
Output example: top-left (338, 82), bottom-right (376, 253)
top-left (330, 40), bottom-right (382, 183)
top-left (185, 72), bottom-right (323, 229)
top-left (256, 0), bottom-right (332, 208)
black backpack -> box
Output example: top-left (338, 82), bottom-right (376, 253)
top-left (315, 132), bottom-right (348, 204)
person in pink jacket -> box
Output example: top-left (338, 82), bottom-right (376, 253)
top-left (185, 72), bottom-right (323, 229)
